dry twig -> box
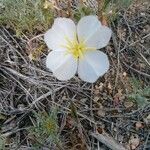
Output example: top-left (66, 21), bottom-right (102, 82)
top-left (90, 132), bottom-right (127, 150)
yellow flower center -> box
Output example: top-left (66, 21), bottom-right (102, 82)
top-left (62, 34), bottom-right (95, 59)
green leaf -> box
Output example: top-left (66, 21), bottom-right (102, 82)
top-left (135, 94), bottom-right (149, 107)
top-left (128, 78), bottom-right (150, 108)
top-left (0, 136), bottom-right (5, 150)
top-left (73, 5), bottom-right (94, 22)
top-left (142, 87), bottom-right (150, 97)
top-left (28, 109), bottom-right (59, 147)
top-left (130, 78), bottom-right (142, 92)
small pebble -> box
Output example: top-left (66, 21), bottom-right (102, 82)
top-left (140, 12), bottom-right (145, 16)
top-left (93, 96), bottom-right (99, 102)
top-left (140, 40), bottom-right (144, 43)
top-left (97, 109), bottom-right (105, 117)
top-left (124, 101), bottom-right (134, 108)
top-left (135, 122), bottom-right (143, 130)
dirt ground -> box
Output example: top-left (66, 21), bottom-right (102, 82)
top-left (0, 0), bottom-right (150, 150)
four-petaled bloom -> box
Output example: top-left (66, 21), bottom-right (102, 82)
top-left (44, 15), bottom-right (112, 83)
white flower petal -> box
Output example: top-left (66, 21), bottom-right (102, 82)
top-left (53, 18), bottom-right (76, 40)
top-left (78, 50), bottom-right (109, 83)
top-left (44, 29), bottom-right (66, 51)
top-left (44, 18), bottom-right (76, 51)
top-left (77, 15), bottom-right (112, 49)
top-left (77, 16), bottom-right (101, 41)
top-left (85, 26), bottom-right (112, 49)
top-left (46, 51), bottom-right (77, 81)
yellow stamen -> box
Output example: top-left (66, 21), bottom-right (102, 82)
top-left (62, 34), bottom-right (95, 59)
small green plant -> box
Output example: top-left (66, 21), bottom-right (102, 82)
top-left (102, 0), bottom-right (133, 22)
top-left (73, 0), bottom-right (133, 23)
top-left (104, 0), bottom-right (133, 9)
top-left (73, 5), bottom-right (95, 21)
top-left (128, 78), bottom-right (150, 108)
top-left (0, 0), bottom-right (54, 35)
top-left (29, 109), bottom-right (60, 149)
top-left (0, 135), bottom-right (6, 150)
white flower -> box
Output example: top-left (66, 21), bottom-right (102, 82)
top-left (44, 15), bottom-right (112, 83)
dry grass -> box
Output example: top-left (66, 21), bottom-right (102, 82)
top-left (0, 0), bottom-right (150, 150)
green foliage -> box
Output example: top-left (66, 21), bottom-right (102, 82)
top-left (113, 0), bottom-right (133, 8)
top-left (103, 0), bottom-right (133, 10)
top-left (72, 0), bottom-right (133, 23)
top-left (102, 0), bottom-right (133, 22)
top-left (0, 0), bottom-right (54, 35)
top-left (29, 109), bottom-right (59, 149)
top-left (128, 78), bottom-right (150, 108)
top-left (73, 5), bottom-right (94, 22)
top-left (0, 135), bottom-right (5, 150)
top-left (0, 0), bottom-right (134, 34)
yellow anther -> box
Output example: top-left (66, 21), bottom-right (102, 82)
top-left (62, 34), bottom-right (95, 59)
